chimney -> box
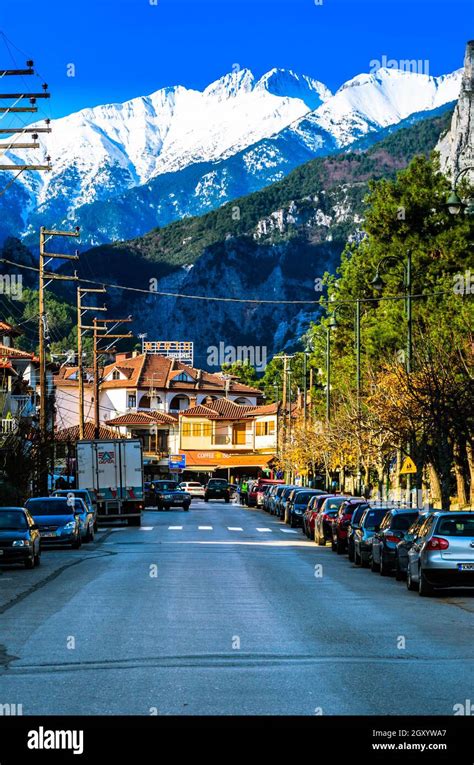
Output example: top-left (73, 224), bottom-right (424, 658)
top-left (115, 352), bottom-right (131, 362)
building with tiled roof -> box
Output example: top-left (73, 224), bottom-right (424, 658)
top-left (54, 350), bottom-right (263, 432)
top-left (0, 323), bottom-right (39, 446)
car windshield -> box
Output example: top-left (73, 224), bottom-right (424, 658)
top-left (392, 513), bottom-right (418, 531)
top-left (364, 508), bottom-right (387, 529)
top-left (155, 482), bottom-right (178, 491)
top-left (0, 511), bottom-right (28, 530)
top-left (209, 480), bottom-right (227, 487)
top-left (294, 492), bottom-right (315, 504)
top-left (436, 516), bottom-right (474, 537)
top-left (352, 505), bottom-right (368, 524)
top-left (325, 497), bottom-right (347, 510)
top-left (55, 491), bottom-right (89, 503)
top-left (25, 499), bottom-right (77, 515)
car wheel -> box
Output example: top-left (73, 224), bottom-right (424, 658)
top-left (331, 539), bottom-right (337, 552)
top-left (418, 567), bottom-right (435, 597)
top-left (354, 548), bottom-right (361, 566)
top-left (204, 498), bottom-right (209, 503)
top-left (94, 521), bottom-right (98, 532)
top-left (317, 532), bottom-right (325, 546)
top-left (183, 504), bottom-right (190, 512)
top-left (128, 515), bottom-right (141, 527)
top-left (406, 566), bottom-right (417, 591)
top-left (34, 550), bottom-right (41, 566)
top-left (371, 553), bottom-right (379, 572)
top-left (361, 553), bottom-right (369, 568)
top-left (71, 536), bottom-right (81, 550)
top-left (290, 516), bottom-right (296, 528)
top-left (395, 558), bottom-right (404, 581)
top-left (348, 544), bottom-right (354, 562)
top-left (336, 539), bottom-right (345, 555)
top-left (86, 526), bottom-right (94, 542)
top-left (24, 555), bottom-right (35, 569)
top-left (379, 553), bottom-right (389, 576)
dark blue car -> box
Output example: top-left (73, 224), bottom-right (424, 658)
top-left (25, 497), bottom-right (82, 549)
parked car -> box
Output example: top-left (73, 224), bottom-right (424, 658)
top-left (178, 481), bottom-right (205, 499)
top-left (52, 488), bottom-right (98, 533)
top-left (271, 485), bottom-right (292, 516)
top-left (347, 502), bottom-right (370, 560)
top-left (151, 480), bottom-right (191, 511)
top-left (406, 511), bottom-right (474, 596)
top-left (262, 485), bottom-right (277, 513)
top-left (394, 512), bottom-right (431, 580)
top-left (287, 489), bottom-right (322, 528)
top-left (353, 506), bottom-right (391, 567)
top-left (205, 478), bottom-right (231, 503)
top-left (276, 486), bottom-right (299, 519)
top-left (24, 497), bottom-right (82, 549)
top-left (0, 507), bottom-right (41, 568)
top-left (248, 478), bottom-right (285, 508)
top-left (303, 494), bottom-right (331, 539)
top-left (371, 508), bottom-right (418, 575)
top-left (314, 496), bottom-right (351, 546)
top-left (331, 498), bottom-right (365, 553)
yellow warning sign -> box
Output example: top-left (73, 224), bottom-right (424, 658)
top-left (400, 456), bottom-right (417, 475)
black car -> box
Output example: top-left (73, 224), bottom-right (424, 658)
top-left (353, 506), bottom-right (390, 567)
top-left (347, 502), bottom-right (369, 561)
top-left (0, 507), bottom-right (41, 569)
top-left (152, 481), bottom-right (191, 511)
top-left (205, 479), bottom-right (231, 503)
top-left (371, 507), bottom-right (418, 575)
top-left (24, 497), bottom-right (82, 549)
top-left (394, 512), bottom-right (431, 580)
top-left (287, 489), bottom-right (322, 528)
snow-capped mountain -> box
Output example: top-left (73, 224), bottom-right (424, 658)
top-left (0, 64), bottom-right (462, 246)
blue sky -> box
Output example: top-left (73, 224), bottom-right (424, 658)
top-left (0, 0), bottom-right (472, 119)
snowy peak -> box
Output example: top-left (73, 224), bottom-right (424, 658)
top-left (203, 68), bottom-right (256, 100)
top-left (256, 68), bottom-right (332, 109)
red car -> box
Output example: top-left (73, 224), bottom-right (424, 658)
top-left (331, 498), bottom-right (366, 554)
top-left (303, 494), bottom-right (331, 538)
top-left (248, 478), bottom-right (284, 508)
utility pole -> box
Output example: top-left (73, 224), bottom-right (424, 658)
top-left (93, 318), bottom-right (133, 438)
top-left (38, 226), bottom-right (80, 493)
top-left (0, 61), bottom-right (52, 196)
top-left (76, 287), bottom-right (107, 439)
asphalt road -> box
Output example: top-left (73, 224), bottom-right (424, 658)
top-left (0, 500), bottom-right (473, 715)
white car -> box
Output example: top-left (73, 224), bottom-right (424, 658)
top-left (178, 482), bottom-right (205, 499)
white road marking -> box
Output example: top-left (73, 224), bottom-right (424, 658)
top-left (228, 527), bottom-right (243, 531)
top-left (280, 529), bottom-right (298, 534)
top-left (198, 526), bottom-right (213, 530)
top-left (257, 528), bottom-right (272, 532)
top-left (168, 526), bottom-right (183, 530)
top-left (139, 527), bottom-right (154, 531)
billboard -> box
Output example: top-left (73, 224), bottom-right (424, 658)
top-left (143, 341), bottom-right (194, 367)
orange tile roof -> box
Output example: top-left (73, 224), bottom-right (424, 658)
top-left (0, 321), bottom-right (21, 336)
top-left (180, 399), bottom-right (273, 421)
top-left (0, 344), bottom-right (36, 360)
top-left (55, 423), bottom-right (120, 442)
top-left (106, 411), bottom-right (178, 427)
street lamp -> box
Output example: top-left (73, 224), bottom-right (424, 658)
top-left (446, 167), bottom-right (474, 216)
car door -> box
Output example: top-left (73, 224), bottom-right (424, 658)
top-left (408, 515), bottom-right (435, 581)
top-left (373, 511), bottom-right (390, 563)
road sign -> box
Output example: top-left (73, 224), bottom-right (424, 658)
top-left (169, 454), bottom-right (186, 470)
top-left (400, 456), bottom-right (417, 475)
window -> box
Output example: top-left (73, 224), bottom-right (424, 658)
top-left (182, 422), bottom-right (191, 437)
top-left (174, 372), bottom-right (193, 383)
top-left (189, 422), bottom-right (212, 438)
top-left (202, 423), bottom-right (212, 437)
top-left (256, 420), bottom-right (275, 437)
top-left (233, 423), bottom-right (247, 445)
top-left (127, 393), bottom-right (137, 408)
top-left (112, 370), bottom-right (120, 380)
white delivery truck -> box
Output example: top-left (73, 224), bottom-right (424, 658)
top-left (76, 440), bottom-right (144, 526)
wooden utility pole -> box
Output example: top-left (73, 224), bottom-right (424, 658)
top-left (38, 227), bottom-right (80, 493)
top-left (76, 287), bottom-right (107, 439)
top-left (0, 62), bottom-right (52, 195)
top-left (93, 318), bottom-right (133, 438)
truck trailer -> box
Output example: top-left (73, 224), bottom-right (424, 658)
top-left (76, 440), bottom-right (144, 525)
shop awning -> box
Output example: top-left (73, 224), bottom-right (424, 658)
top-left (179, 451), bottom-right (275, 470)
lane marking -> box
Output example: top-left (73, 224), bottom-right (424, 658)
top-left (280, 529), bottom-right (298, 534)
top-left (257, 528), bottom-right (272, 532)
top-left (198, 526), bottom-right (213, 530)
top-left (168, 526), bottom-right (183, 530)
top-left (139, 527), bottom-right (154, 531)
top-left (228, 527), bottom-right (243, 531)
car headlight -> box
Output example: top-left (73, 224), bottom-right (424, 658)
top-left (63, 521), bottom-right (76, 531)
top-left (163, 494), bottom-right (173, 500)
top-left (12, 539), bottom-right (30, 547)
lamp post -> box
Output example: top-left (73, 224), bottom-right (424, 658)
top-left (445, 167), bottom-right (474, 216)
top-left (372, 251), bottom-right (413, 503)
top-left (327, 301), bottom-right (363, 494)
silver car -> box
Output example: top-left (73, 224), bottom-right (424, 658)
top-left (407, 511), bottom-right (474, 596)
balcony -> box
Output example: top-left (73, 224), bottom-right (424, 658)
top-left (0, 418), bottom-right (18, 435)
